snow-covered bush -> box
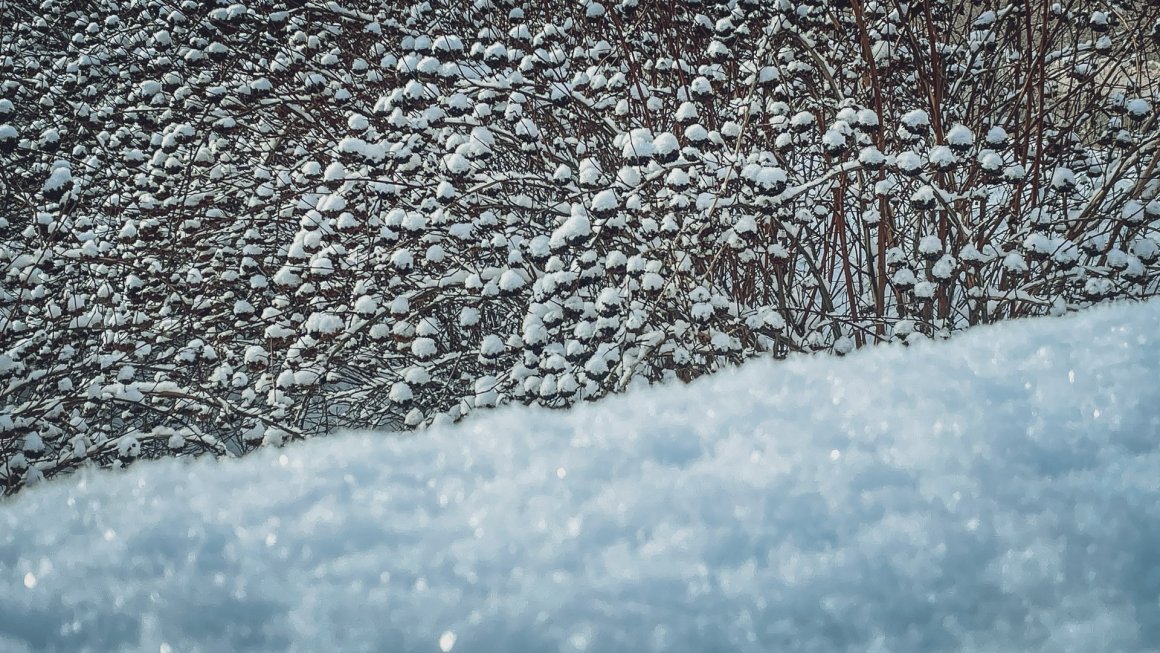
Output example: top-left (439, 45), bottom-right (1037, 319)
top-left (2, 0), bottom-right (1159, 490)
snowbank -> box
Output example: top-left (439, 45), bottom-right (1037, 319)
top-left (3, 301), bottom-right (1160, 653)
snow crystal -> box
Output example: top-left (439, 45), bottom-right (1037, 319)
top-left (3, 303), bottom-right (1160, 652)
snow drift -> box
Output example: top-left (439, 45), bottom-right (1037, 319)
top-left (2, 301), bottom-right (1160, 653)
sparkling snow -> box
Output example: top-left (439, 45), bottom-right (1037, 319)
top-left (2, 302), bottom-right (1160, 652)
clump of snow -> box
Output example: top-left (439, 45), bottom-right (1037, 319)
top-left (821, 128), bottom-right (846, 151)
top-left (497, 269), bottom-right (526, 293)
top-left (901, 108), bottom-right (930, 131)
top-left (652, 132), bottom-right (678, 161)
top-left (1125, 98), bottom-right (1152, 119)
top-left (856, 108), bottom-right (879, 129)
top-left (1051, 166), bottom-right (1077, 191)
top-left (550, 206), bottom-right (591, 249)
top-left (411, 337), bottom-right (437, 359)
top-left (42, 165), bottom-right (73, 193)
top-left (590, 188), bottom-right (618, 213)
top-left (978, 149), bottom-right (1004, 172)
top-left (2, 302), bottom-right (1160, 652)
top-left (858, 146), bottom-right (886, 167)
top-left (918, 234), bottom-right (943, 256)
top-left (891, 266), bottom-right (918, 288)
top-left (749, 165), bottom-right (787, 193)
top-left (789, 111), bottom-right (815, 131)
top-left (945, 123), bottom-right (974, 148)
top-left (304, 311), bottom-right (343, 334)
top-left (985, 125), bottom-right (1010, 146)
top-left (443, 152), bottom-right (471, 176)
top-left (620, 128), bottom-right (654, 162)
top-left (927, 145), bottom-right (957, 169)
top-left (896, 151), bottom-right (923, 174)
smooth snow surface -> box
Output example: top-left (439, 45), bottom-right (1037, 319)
top-left (3, 302), bottom-right (1160, 653)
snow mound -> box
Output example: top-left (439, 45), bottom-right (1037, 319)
top-left (3, 302), bottom-right (1160, 653)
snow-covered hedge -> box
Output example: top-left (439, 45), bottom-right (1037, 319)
top-left (2, 0), bottom-right (1160, 487)
top-left (3, 299), bottom-right (1159, 652)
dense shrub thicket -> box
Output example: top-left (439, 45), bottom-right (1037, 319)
top-left (2, 0), bottom-right (1158, 491)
